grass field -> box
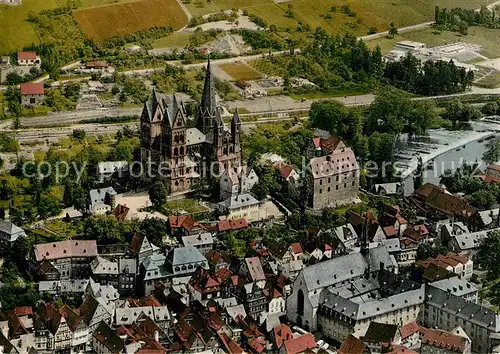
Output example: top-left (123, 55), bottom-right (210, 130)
top-left (366, 26), bottom-right (500, 58)
top-left (219, 63), bottom-right (262, 81)
top-left (187, 0), bottom-right (489, 37)
top-left (0, 0), bottom-right (134, 54)
top-left (74, 0), bottom-right (188, 41)
top-left (153, 32), bottom-right (192, 48)
top-left (475, 71), bottom-right (500, 89)
top-left (289, 86), bottom-right (372, 100)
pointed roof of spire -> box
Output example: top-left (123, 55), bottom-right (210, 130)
top-left (232, 109), bottom-right (241, 125)
top-left (200, 58), bottom-right (218, 117)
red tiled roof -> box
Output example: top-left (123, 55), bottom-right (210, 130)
top-left (339, 334), bottom-right (366, 354)
top-left (312, 137), bottom-right (321, 149)
top-left (446, 252), bottom-right (469, 265)
top-left (113, 204), bottom-right (129, 221)
top-left (248, 337), bottom-right (266, 353)
top-left (17, 52), bottom-right (37, 61)
top-left (283, 333), bottom-right (316, 354)
top-left (386, 344), bottom-right (419, 354)
top-left (169, 215), bottom-right (204, 232)
top-left (436, 254), bottom-right (460, 267)
top-left (320, 135), bottom-right (344, 152)
top-left (383, 225), bottom-right (398, 238)
top-left (290, 243), bottom-right (303, 254)
top-left (474, 174), bottom-right (500, 183)
top-left (273, 324), bottom-right (293, 349)
top-left (245, 257), bottom-right (265, 282)
top-left (14, 306), bottom-right (33, 316)
top-left (215, 267), bottom-right (233, 283)
top-left (487, 164), bottom-right (500, 173)
top-left (20, 82), bottom-right (44, 95)
top-left (34, 240), bottom-right (97, 262)
top-left (219, 332), bottom-right (244, 354)
top-left (399, 321), bottom-right (421, 339)
top-left (421, 328), bottom-right (468, 352)
top-left (217, 218), bottom-right (248, 232)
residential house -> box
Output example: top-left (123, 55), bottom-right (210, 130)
top-left (399, 321), bottom-right (421, 349)
top-left (0, 220), bottom-right (26, 245)
top-left (279, 333), bottom-right (316, 354)
top-left (308, 143), bottom-right (360, 209)
top-left (188, 267), bottom-right (221, 303)
top-left (263, 288), bottom-right (285, 315)
top-left (270, 324), bottom-right (293, 351)
top-left (219, 167), bottom-right (258, 201)
top-left (440, 222), bottom-right (470, 247)
top-left (348, 210), bottom-right (385, 242)
top-left (418, 252), bottom-right (473, 280)
top-left (410, 183), bottom-right (476, 218)
top-left (206, 250), bottom-right (232, 270)
top-left (470, 208), bottom-right (500, 231)
top-left (374, 183), bottom-right (404, 196)
top-left (182, 233), bottom-right (214, 256)
top-left (424, 283), bottom-right (500, 353)
top-left (379, 205), bottom-right (408, 238)
top-left (17, 52), bottom-right (41, 66)
top-left (402, 224), bottom-right (430, 243)
top-left (275, 162), bottom-right (301, 190)
top-left (382, 238), bottom-right (417, 267)
top-left (97, 161), bottom-right (128, 181)
top-left (216, 218), bottom-right (248, 233)
top-left (20, 83), bottom-right (44, 106)
top-left (420, 327), bottom-right (471, 354)
top-left (88, 187), bottom-right (117, 215)
top-left (130, 232), bottom-right (161, 265)
top-left (361, 322), bottom-right (401, 354)
top-left (338, 334), bottom-right (367, 354)
top-left (331, 223), bottom-right (358, 251)
top-left (78, 295), bottom-right (112, 333)
top-left (33, 240), bottom-right (98, 280)
top-left (90, 257), bottom-right (137, 297)
top-left (92, 321), bottom-right (124, 354)
top-left (59, 304), bottom-right (89, 353)
top-left (217, 193), bottom-right (260, 222)
top-left (449, 228), bottom-right (499, 257)
top-left (169, 215), bottom-right (207, 236)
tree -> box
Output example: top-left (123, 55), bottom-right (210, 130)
top-left (149, 181), bottom-right (167, 208)
top-left (139, 217), bottom-right (168, 246)
top-left (388, 22), bottom-right (398, 38)
top-left (251, 164), bottom-right (281, 200)
top-left (483, 139), bottom-right (500, 165)
top-left (6, 72), bottom-right (24, 85)
top-left (36, 195), bottom-right (62, 220)
top-left (84, 215), bottom-right (132, 244)
top-left (72, 129), bottom-right (86, 142)
top-left (367, 86), bottom-right (412, 135)
top-left (482, 102), bottom-right (499, 115)
top-left (477, 230), bottom-right (500, 281)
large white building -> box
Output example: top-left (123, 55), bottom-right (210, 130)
top-left (286, 246), bottom-right (397, 332)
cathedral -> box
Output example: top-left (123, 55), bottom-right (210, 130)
top-left (140, 59), bottom-right (242, 194)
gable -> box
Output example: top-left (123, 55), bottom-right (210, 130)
top-left (173, 109), bottom-right (185, 128)
top-left (140, 236), bottom-right (153, 254)
top-left (153, 107), bottom-right (163, 123)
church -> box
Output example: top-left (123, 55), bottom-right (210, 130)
top-left (140, 59), bottom-right (242, 194)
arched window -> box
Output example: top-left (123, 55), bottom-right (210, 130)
top-left (180, 146), bottom-right (184, 155)
top-left (174, 135), bottom-right (179, 144)
top-left (174, 147), bottom-right (179, 156)
top-left (297, 289), bottom-right (305, 316)
top-left (180, 134), bottom-right (184, 143)
top-left (229, 146), bottom-right (234, 153)
top-left (223, 147), bottom-right (228, 155)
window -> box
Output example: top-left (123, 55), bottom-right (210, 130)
top-left (319, 189), bottom-right (322, 194)
top-left (30, 97), bottom-right (36, 104)
top-left (352, 181), bottom-right (355, 186)
top-left (319, 180), bottom-right (322, 185)
top-left (336, 175), bottom-right (339, 181)
top-left (328, 178), bottom-right (331, 183)
top-left (336, 185), bottom-right (339, 190)
top-left (344, 183), bottom-right (347, 188)
top-left (328, 187), bottom-right (331, 192)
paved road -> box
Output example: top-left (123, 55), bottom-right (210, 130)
top-left (20, 107), bottom-right (141, 128)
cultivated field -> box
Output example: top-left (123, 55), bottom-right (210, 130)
top-left (366, 26), bottom-right (500, 59)
top-left (219, 63), bottom-right (263, 81)
top-left (0, 0), bottom-right (132, 53)
top-left (74, 0), bottom-right (189, 41)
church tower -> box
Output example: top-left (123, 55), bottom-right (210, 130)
top-left (197, 58), bottom-right (220, 135)
top-left (231, 110), bottom-right (241, 155)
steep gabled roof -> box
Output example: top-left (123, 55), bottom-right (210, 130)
top-left (93, 321), bottom-right (124, 353)
top-left (283, 333), bottom-right (316, 354)
top-left (339, 334), bottom-right (366, 354)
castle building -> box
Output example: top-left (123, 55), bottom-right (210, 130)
top-left (140, 59), bottom-right (242, 194)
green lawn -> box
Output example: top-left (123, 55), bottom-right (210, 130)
top-left (219, 63), bottom-right (263, 81)
top-left (163, 198), bottom-right (209, 213)
top-left (289, 86), bottom-right (372, 100)
top-left (44, 220), bottom-right (84, 237)
top-left (153, 32), bottom-right (192, 48)
top-left (475, 71), bottom-right (500, 89)
top-left (366, 26), bottom-right (500, 59)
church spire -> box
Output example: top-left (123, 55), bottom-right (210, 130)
top-left (197, 58), bottom-right (218, 133)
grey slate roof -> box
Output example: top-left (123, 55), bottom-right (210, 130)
top-left (426, 285), bottom-right (500, 332)
top-left (0, 220), bottom-right (26, 242)
top-left (167, 246), bottom-right (207, 266)
top-left (89, 187), bottom-right (116, 209)
top-left (115, 305), bottom-right (170, 326)
top-left (375, 183), bottom-right (401, 195)
top-left (218, 193), bottom-right (260, 210)
top-left (428, 276), bottom-right (477, 297)
top-left (452, 228), bottom-right (500, 250)
top-left (91, 256), bottom-right (118, 275)
top-left (182, 233), bottom-right (214, 248)
top-left (382, 238), bottom-right (402, 253)
top-left (478, 208), bottom-right (500, 226)
top-left (301, 246), bottom-right (395, 292)
top-left (320, 284), bottom-right (425, 321)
